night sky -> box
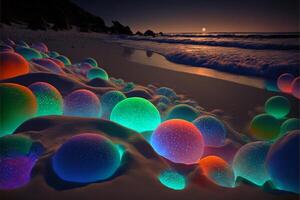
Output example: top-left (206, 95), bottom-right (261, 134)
top-left (71, 0), bottom-right (299, 33)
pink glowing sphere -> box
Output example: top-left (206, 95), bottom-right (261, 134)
top-left (277, 73), bottom-right (295, 93)
top-left (151, 119), bottom-right (204, 164)
top-left (31, 42), bottom-right (49, 53)
top-left (291, 76), bottom-right (300, 99)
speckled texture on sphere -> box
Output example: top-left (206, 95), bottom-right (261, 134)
top-left (52, 133), bottom-right (121, 183)
top-left (100, 90), bottom-right (126, 119)
top-left (110, 97), bottom-right (161, 133)
top-left (233, 141), bottom-right (271, 186)
top-left (266, 131), bottom-right (300, 194)
top-left (193, 115), bottom-right (227, 147)
top-left (151, 119), bottom-right (204, 164)
top-left (63, 89), bottom-right (101, 118)
top-left (29, 82), bottom-right (63, 117)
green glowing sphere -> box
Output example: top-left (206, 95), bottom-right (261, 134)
top-left (87, 68), bottom-right (109, 80)
top-left (158, 170), bottom-right (186, 190)
top-left (0, 135), bottom-right (33, 157)
top-left (280, 118), bottom-right (300, 137)
top-left (265, 96), bottom-right (290, 119)
top-left (83, 57), bottom-right (98, 67)
top-left (250, 114), bottom-right (280, 141)
top-left (110, 97), bottom-right (161, 133)
top-left (0, 83), bottom-right (37, 137)
top-left (29, 82), bottom-right (63, 117)
top-left (55, 55), bottom-right (71, 65)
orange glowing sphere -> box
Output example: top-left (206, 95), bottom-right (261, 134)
top-left (198, 155), bottom-right (235, 187)
top-left (0, 52), bottom-right (30, 80)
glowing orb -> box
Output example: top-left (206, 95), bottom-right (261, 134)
top-left (0, 135), bottom-right (33, 157)
top-left (277, 73), bottom-right (295, 93)
top-left (199, 156), bottom-right (235, 188)
top-left (291, 76), bottom-right (300, 99)
top-left (31, 42), bottom-right (48, 53)
top-left (83, 57), bottom-right (98, 67)
top-left (0, 83), bottom-right (37, 137)
top-left (233, 141), bottom-right (271, 186)
top-left (15, 46), bottom-right (42, 61)
top-left (110, 97), bottom-right (161, 133)
top-left (158, 170), bottom-right (186, 190)
top-left (249, 114), bottom-right (280, 141)
top-left (100, 90), bottom-right (126, 119)
top-left (0, 156), bottom-right (36, 190)
top-left (87, 68), bottom-right (109, 80)
top-left (0, 52), bottom-right (29, 80)
top-left (63, 89), bottom-right (101, 118)
top-left (166, 104), bottom-right (198, 122)
top-left (48, 51), bottom-right (59, 58)
top-left (156, 87), bottom-right (177, 99)
top-left (264, 96), bottom-right (290, 119)
top-left (157, 95), bottom-right (171, 105)
top-left (122, 82), bottom-right (135, 92)
top-left (280, 118), bottom-right (300, 136)
top-left (32, 58), bottom-right (65, 74)
top-left (79, 63), bottom-right (94, 75)
top-left (55, 55), bottom-right (71, 65)
top-left (52, 133), bottom-right (121, 183)
top-left (266, 131), bottom-right (299, 193)
top-left (29, 82), bottom-right (63, 117)
top-left (193, 115), bottom-right (226, 147)
top-left (151, 119), bottom-right (204, 164)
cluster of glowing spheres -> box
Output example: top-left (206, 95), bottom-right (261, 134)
top-left (0, 83), bottom-right (37, 137)
top-left (291, 76), bottom-right (300, 99)
top-left (110, 97), bottom-right (161, 133)
top-left (158, 170), bottom-right (186, 190)
top-left (233, 141), bottom-right (271, 186)
top-left (100, 90), bottom-right (126, 119)
top-left (32, 58), bottom-right (65, 74)
top-left (193, 115), bottom-right (226, 147)
top-left (0, 52), bottom-right (29, 80)
top-left (83, 57), bottom-right (98, 67)
top-left (151, 119), bottom-right (204, 164)
top-left (280, 118), bottom-right (300, 137)
top-left (199, 156), bottom-right (235, 188)
top-left (277, 73), bottom-right (294, 93)
top-left (264, 96), bottom-right (290, 119)
top-left (52, 133), bottom-right (121, 183)
top-left (0, 135), bottom-right (44, 190)
top-left (15, 46), bottom-right (42, 61)
top-left (87, 68), bottom-right (109, 80)
top-left (55, 55), bottom-right (71, 65)
top-left (266, 131), bottom-right (299, 194)
top-left (166, 104), bottom-right (198, 122)
top-left (28, 82), bottom-right (63, 117)
top-left (156, 87), bottom-right (177, 99)
top-left (63, 89), bottom-right (101, 118)
top-left (249, 114), bottom-right (280, 141)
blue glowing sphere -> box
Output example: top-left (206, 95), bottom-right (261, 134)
top-left (156, 87), bottom-right (177, 99)
top-left (266, 131), bottom-right (300, 194)
top-left (100, 90), bottom-right (126, 119)
top-left (232, 141), bottom-right (271, 186)
top-left (193, 115), bottom-right (227, 147)
top-left (63, 89), bottom-right (101, 118)
top-left (166, 104), bottom-right (198, 122)
top-left (52, 133), bottom-right (121, 183)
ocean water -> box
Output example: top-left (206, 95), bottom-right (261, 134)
top-left (104, 32), bottom-right (300, 79)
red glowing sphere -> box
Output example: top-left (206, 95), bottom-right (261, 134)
top-left (0, 52), bottom-right (29, 80)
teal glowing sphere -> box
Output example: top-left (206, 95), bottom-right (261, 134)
top-left (233, 141), bottom-right (271, 186)
top-left (48, 51), bottom-right (59, 58)
top-left (29, 82), bottom-right (63, 117)
top-left (0, 83), bottom-right (37, 137)
top-left (15, 47), bottom-right (42, 61)
top-left (280, 118), bottom-right (300, 137)
top-left (87, 68), bottom-right (109, 80)
top-left (158, 170), bottom-right (186, 190)
top-left (83, 57), bottom-right (98, 67)
top-left (110, 97), bottom-right (161, 133)
top-left (100, 90), bottom-right (126, 119)
top-left (249, 114), bottom-right (280, 141)
top-left (166, 104), bottom-right (198, 122)
top-left (264, 96), bottom-right (290, 119)
top-left (55, 55), bottom-right (71, 65)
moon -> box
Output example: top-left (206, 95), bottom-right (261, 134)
top-left (202, 27), bottom-right (206, 32)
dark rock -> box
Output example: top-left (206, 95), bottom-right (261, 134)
top-left (144, 29), bottom-right (156, 37)
top-left (110, 21), bottom-right (133, 35)
top-left (135, 31), bottom-right (143, 36)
